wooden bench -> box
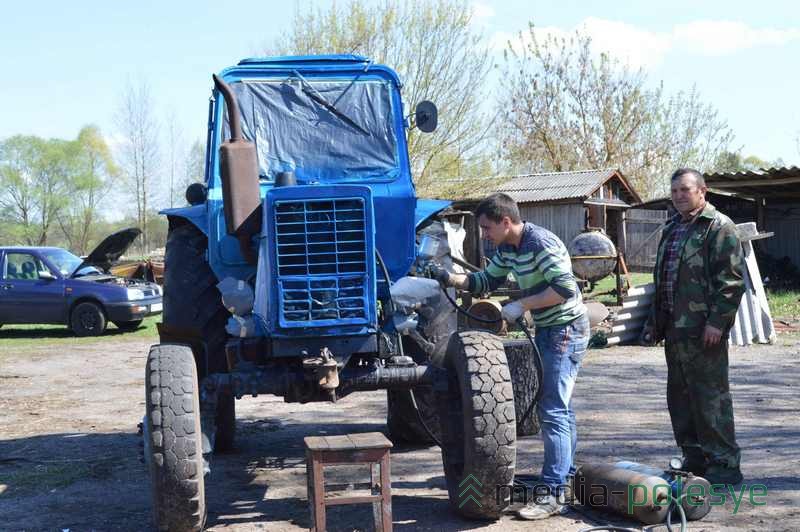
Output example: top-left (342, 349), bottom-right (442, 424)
top-left (304, 432), bottom-right (393, 532)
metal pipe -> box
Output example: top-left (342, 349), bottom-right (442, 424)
top-left (212, 74), bottom-right (243, 141)
top-left (338, 364), bottom-right (441, 393)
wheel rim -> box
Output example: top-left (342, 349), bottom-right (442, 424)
top-left (80, 310), bottom-right (98, 330)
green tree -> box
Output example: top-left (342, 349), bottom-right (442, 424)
top-left (498, 25), bottom-right (734, 199)
top-left (712, 151), bottom-right (775, 174)
top-left (0, 135), bottom-right (77, 245)
top-left (262, 0), bottom-right (494, 196)
top-left (57, 125), bottom-right (118, 254)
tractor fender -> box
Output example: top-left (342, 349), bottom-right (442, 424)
top-left (414, 199), bottom-right (451, 230)
top-left (160, 205), bottom-right (208, 236)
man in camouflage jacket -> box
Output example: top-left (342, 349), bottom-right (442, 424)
top-left (643, 168), bottom-right (745, 486)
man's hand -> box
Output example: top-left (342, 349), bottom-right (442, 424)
top-left (501, 301), bottom-right (526, 323)
top-left (431, 265), bottom-right (452, 287)
top-left (702, 324), bottom-right (723, 349)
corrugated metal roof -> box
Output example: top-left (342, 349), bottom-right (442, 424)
top-left (495, 169), bottom-right (620, 203)
top-left (705, 166), bottom-right (800, 199)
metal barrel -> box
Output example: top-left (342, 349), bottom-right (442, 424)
top-left (574, 463), bottom-right (671, 524)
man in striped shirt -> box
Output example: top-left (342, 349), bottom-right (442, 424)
top-left (437, 192), bottom-right (589, 520)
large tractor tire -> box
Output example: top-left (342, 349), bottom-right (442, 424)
top-left (144, 344), bottom-right (206, 532)
top-left (437, 331), bottom-right (516, 519)
top-left (386, 386), bottom-right (441, 444)
top-left (503, 339), bottom-right (541, 436)
top-left (163, 220), bottom-right (235, 453)
top-left (387, 339), bottom-right (441, 444)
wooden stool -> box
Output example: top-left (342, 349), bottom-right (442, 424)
top-left (304, 432), bottom-right (393, 532)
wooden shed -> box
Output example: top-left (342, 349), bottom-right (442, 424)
top-left (453, 168), bottom-right (642, 258)
top-left (629, 167), bottom-right (800, 270)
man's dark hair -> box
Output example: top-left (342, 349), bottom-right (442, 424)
top-left (671, 168), bottom-right (706, 188)
top-left (475, 192), bottom-right (522, 223)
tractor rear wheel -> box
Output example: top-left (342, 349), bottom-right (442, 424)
top-left (503, 338), bottom-right (541, 436)
top-left (387, 386), bottom-right (441, 444)
top-left (163, 220), bottom-right (235, 452)
top-left (144, 344), bottom-right (206, 532)
top-left (437, 331), bottom-right (516, 519)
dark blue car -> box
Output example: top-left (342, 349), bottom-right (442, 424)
top-left (0, 228), bottom-right (162, 336)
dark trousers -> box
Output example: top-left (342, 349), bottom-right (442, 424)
top-left (665, 331), bottom-right (741, 468)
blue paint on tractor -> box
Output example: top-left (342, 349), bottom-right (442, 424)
top-left (163, 55), bottom-right (450, 339)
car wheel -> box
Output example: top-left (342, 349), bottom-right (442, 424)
top-left (71, 302), bottom-right (107, 336)
top-left (114, 319), bottom-right (143, 331)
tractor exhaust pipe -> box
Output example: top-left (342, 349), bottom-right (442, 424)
top-left (213, 74), bottom-right (261, 264)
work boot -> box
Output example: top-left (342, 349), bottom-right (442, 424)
top-left (704, 464), bottom-right (743, 486)
top-left (678, 454), bottom-right (707, 476)
top-left (516, 495), bottom-right (568, 520)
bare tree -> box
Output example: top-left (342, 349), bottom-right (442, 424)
top-left (183, 139), bottom-right (205, 197)
top-left (115, 78), bottom-right (160, 254)
top-left (262, 0), bottom-right (494, 195)
top-left (498, 26), bottom-right (734, 199)
top-left (165, 108), bottom-right (183, 208)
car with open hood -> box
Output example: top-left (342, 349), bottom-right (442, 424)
top-left (0, 228), bottom-right (162, 336)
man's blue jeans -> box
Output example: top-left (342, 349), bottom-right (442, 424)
top-left (534, 314), bottom-right (590, 493)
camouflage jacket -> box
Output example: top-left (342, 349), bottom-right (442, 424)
top-left (648, 202), bottom-right (745, 341)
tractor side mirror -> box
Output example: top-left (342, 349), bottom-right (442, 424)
top-left (415, 101), bottom-right (438, 133)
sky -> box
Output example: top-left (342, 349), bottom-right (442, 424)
top-left (2, 0), bottom-right (799, 170)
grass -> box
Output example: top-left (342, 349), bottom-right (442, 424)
top-left (583, 272), bottom-right (653, 305)
top-left (0, 462), bottom-right (93, 496)
top-left (766, 290), bottom-right (800, 321)
top-left (582, 272), bottom-right (800, 321)
top-left (0, 315), bottom-right (160, 353)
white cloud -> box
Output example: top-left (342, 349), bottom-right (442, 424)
top-left (489, 18), bottom-right (800, 68)
top-left (579, 18), bottom-right (672, 68)
top-left (673, 20), bottom-right (800, 55)
top-left (471, 1), bottom-right (495, 22)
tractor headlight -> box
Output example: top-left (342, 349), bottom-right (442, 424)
top-left (127, 288), bottom-right (145, 301)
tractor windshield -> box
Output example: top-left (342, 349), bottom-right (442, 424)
top-left (225, 77), bottom-right (399, 183)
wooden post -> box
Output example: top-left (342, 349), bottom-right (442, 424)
top-left (757, 197), bottom-right (765, 231)
top-left (616, 253), bottom-right (623, 306)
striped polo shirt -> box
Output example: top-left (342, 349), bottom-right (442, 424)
top-left (467, 222), bottom-right (587, 327)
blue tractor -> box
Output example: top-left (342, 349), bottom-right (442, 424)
top-left (142, 55), bottom-right (516, 531)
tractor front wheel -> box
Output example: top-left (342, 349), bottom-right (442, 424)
top-left (436, 330), bottom-right (517, 519)
top-left (144, 344), bottom-right (206, 532)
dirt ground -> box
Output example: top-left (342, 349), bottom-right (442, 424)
top-left (1, 331), bottom-right (799, 532)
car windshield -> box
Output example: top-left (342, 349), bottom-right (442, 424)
top-left (41, 249), bottom-right (95, 277)
top-left (225, 77), bottom-right (399, 183)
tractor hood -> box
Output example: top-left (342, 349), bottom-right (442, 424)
top-left (73, 227), bottom-right (142, 275)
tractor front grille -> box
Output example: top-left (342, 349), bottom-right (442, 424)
top-left (274, 198), bottom-right (369, 327)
